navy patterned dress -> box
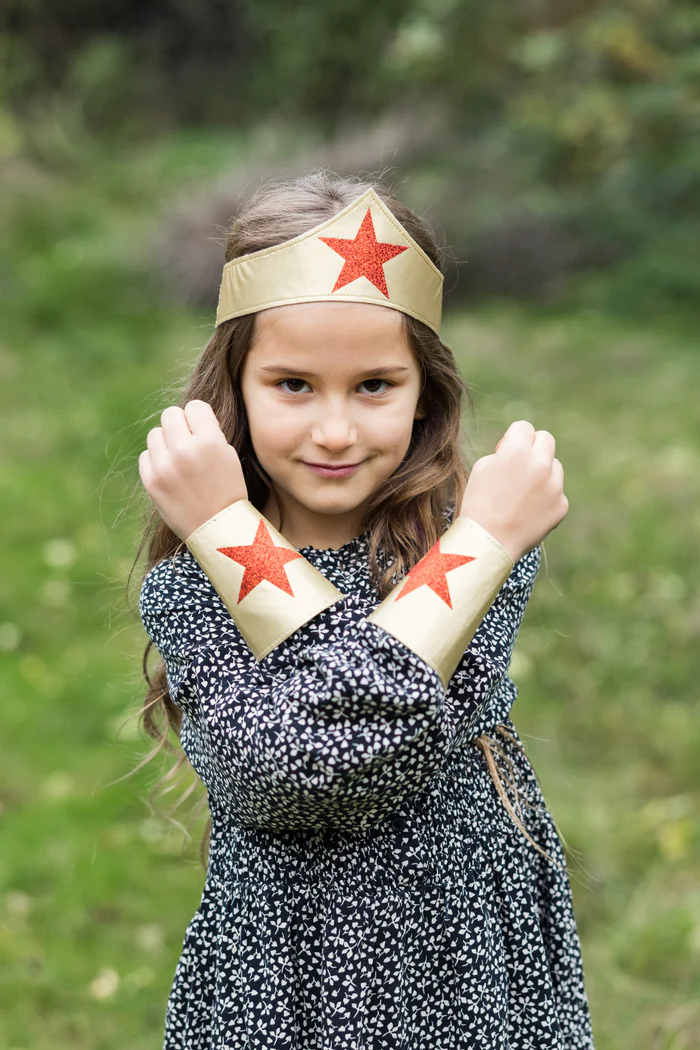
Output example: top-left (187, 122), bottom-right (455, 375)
top-left (139, 509), bottom-right (595, 1049)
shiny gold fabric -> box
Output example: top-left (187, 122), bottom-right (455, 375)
top-left (185, 500), bottom-right (346, 661)
top-left (215, 188), bottom-right (444, 335)
top-left (366, 516), bottom-right (515, 688)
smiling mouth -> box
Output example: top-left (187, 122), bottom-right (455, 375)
top-left (302, 461), bottom-right (364, 477)
top-left (304, 461), bottom-right (363, 469)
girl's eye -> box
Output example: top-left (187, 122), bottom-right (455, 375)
top-left (277, 378), bottom-right (310, 394)
top-left (359, 379), bottom-right (392, 396)
top-left (276, 378), bottom-right (393, 397)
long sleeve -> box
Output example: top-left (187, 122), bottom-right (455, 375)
top-left (139, 502), bottom-right (539, 834)
top-left (444, 540), bottom-right (541, 741)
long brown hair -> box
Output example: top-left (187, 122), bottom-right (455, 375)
top-left (126, 169), bottom-right (564, 871)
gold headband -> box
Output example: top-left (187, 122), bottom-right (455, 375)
top-left (215, 187), bottom-right (444, 335)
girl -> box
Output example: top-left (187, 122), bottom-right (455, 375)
top-left (136, 171), bottom-right (594, 1048)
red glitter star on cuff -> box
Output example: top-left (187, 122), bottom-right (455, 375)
top-left (217, 519), bottom-right (304, 602)
top-left (319, 208), bottom-right (408, 298)
top-left (394, 541), bottom-right (476, 609)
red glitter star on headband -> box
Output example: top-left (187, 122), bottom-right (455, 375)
top-left (394, 541), bottom-right (476, 609)
top-left (319, 208), bottom-right (409, 298)
top-left (217, 519), bottom-right (303, 602)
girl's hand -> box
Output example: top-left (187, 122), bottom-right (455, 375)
top-left (139, 400), bottom-right (248, 542)
top-left (459, 420), bottom-right (568, 563)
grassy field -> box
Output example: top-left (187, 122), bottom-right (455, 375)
top-left (1, 132), bottom-right (699, 1049)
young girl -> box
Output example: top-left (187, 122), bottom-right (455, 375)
top-left (136, 171), bottom-right (594, 1048)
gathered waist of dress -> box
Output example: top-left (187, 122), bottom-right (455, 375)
top-left (204, 761), bottom-right (514, 900)
top-left (205, 812), bottom-right (437, 895)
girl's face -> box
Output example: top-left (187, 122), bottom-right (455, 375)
top-left (240, 301), bottom-right (425, 528)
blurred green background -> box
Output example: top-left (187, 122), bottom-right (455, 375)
top-left (1, 1), bottom-right (699, 1047)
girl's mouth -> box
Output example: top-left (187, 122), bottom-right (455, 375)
top-left (302, 461), bottom-right (363, 478)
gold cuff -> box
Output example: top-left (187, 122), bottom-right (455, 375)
top-left (185, 500), bottom-right (347, 661)
top-left (365, 515), bottom-right (514, 688)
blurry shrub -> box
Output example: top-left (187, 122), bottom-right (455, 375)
top-left (3, 0), bottom-right (698, 312)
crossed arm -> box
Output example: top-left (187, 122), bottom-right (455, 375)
top-left (140, 498), bottom-right (539, 833)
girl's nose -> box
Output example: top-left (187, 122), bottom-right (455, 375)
top-left (311, 411), bottom-right (358, 449)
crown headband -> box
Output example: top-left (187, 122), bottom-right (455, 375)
top-left (215, 187), bottom-right (444, 336)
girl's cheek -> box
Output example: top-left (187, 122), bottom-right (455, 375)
top-left (369, 407), bottom-right (415, 443)
top-left (252, 416), bottom-right (299, 456)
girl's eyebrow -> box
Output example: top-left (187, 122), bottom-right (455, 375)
top-left (260, 364), bottom-right (410, 379)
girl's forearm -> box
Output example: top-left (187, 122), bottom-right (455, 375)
top-left (186, 499), bottom-right (514, 685)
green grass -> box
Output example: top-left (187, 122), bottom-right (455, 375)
top-left (1, 131), bottom-right (698, 1049)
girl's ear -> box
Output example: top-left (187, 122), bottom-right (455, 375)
top-left (414, 400), bottom-right (427, 421)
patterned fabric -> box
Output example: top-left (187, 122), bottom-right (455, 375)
top-left (139, 509), bottom-right (595, 1049)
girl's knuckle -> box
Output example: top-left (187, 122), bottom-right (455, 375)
top-left (154, 464), bottom-right (176, 488)
top-left (175, 442), bottom-right (200, 465)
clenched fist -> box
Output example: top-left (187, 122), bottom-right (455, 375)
top-left (139, 400), bottom-right (248, 541)
top-left (460, 420), bottom-right (568, 563)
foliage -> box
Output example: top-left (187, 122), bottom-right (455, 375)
top-left (2, 1), bottom-right (699, 311)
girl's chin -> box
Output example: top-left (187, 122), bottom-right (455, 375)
top-left (282, 486), bottom-right (370, 514)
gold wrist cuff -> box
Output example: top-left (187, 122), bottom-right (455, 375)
top-left (185, 500), bottom-right (347, 661)
top-left (365, 515), bottom-right (514, 688)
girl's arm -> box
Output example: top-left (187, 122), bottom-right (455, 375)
top-left (183, 498), bottom-right (517, 687)
top-left (140, 499), bottom-right (540, 834)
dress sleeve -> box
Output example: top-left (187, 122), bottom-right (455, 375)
top-left (445, 541), bottom-right (541, 741)
top-left (139, 500), bottom-right (539, 834)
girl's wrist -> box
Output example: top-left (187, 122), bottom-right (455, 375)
top-left (184, 499), bottom-right (346, 660)
top-left (456, 512), bottom-right (523, 564)
top-left (367, 513), bottom-right (515, 687)
top-left (183, 496), bottom-right (249, 546)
